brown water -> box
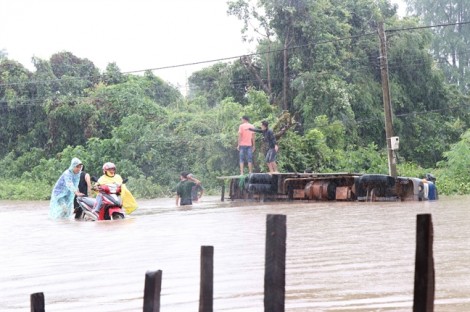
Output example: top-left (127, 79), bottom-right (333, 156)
top-left (0, 196), bottom-right (469, 311)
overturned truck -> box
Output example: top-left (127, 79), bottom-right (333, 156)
top-left (222, 172), bottom-right (438, 202)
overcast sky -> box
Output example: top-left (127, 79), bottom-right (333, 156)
top-left (1, 0), bottom-right (407, 91)
top-left (0, 0), bottom-right (255, 91)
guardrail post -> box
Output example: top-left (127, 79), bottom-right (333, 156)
top-left (413, 214), bottom-right (434, 312)
top-left (143, 270), bottom-right (162, 312)
top-left (30, 292), bottom-right (45, 312)
top-left (199, 246), bottom-right (214, 312)
top-left (264, 214), bottom-right (286, 312)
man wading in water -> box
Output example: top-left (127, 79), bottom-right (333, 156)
top-left (175, 172), bottom-right (201, 206)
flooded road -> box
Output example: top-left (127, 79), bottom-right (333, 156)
top-left (0, 196), bottom-right (469, 311)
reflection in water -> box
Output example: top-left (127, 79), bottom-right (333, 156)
top-left (0, 196), bottom-right (469, 311)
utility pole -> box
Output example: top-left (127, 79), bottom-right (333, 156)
top-left (378, 22), bottom-right (398, 177)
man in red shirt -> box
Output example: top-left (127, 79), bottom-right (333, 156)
top-left (237, 116), bottom-right (256, 175)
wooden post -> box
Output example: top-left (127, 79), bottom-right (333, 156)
top-left (221, 182), bottom-right (225, 202)
top-left (413, 214), bottom-right (434, 312)
top-left (264, 214), bottom-right (286, 312)
top-left (143, 270), bottom-right (162, 312)
top-left (30, 292), bottom-right (45, 312)
top-left (199, 246), bottom-right (214, 312)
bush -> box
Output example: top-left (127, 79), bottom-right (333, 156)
top-left (126, 176), bottom-right (173, 199)
top-left (0, 179), bottom-right (52, 200)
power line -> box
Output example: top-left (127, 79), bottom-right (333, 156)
top-left (1, 43), bottom-right (468, 107)
top-left (95, 20), bottom-right (470, 76)
top-left (386, 20), bottom-right (470, 33)
top-left (1, 20), bottom-right (469, 91)
top-left (0, 22), bottom-right (429, 87)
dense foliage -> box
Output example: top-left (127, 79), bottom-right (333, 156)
top-left (405, 0), bottom-right (470, 94)
top-left (1, 0), bottom-right (469, 200)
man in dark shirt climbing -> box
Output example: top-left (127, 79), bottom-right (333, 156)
top-left (250, 120), bottom-right (279, 173)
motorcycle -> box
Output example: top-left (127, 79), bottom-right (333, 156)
top-left (74, 196), bottom-right (99, 221)
top-left (74, 179), bottom-right (127, 221)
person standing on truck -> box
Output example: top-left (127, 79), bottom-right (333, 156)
top-left (237, 115), bottom-right (256, 175)
top-left (250, 120), bottom-right (279, 173)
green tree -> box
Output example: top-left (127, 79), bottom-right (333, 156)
top-left (229, 0), bottom-right (308, 110)
top-left (405, 0), bottom-right (470, 93)
top-left (0, 59), bottom-right (47, 156)
top-left (386, 18), bottom-right (468, 167)
top-left (103, 62), bottom-right (126, 85)
top-left (32, 57), bottom-right (58, 101)
top-left (188, 61), bottom-right (251, 107)
top-left (436, 129), bottom-right (470, 194)
top-left (87, 76), bottom-right (167, 138)
top-left (44, 95), bottom-right (96, 154)
top-left (142, 70), bottom-right (182, 107)
top-left (228, 0), bottom-right (277, 102)
top-left (49, 51), bottom-right (100, 96)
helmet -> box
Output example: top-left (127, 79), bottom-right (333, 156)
top-left (102, 162), bottom-right (116, 174)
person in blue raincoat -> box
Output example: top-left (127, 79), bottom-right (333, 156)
top-left (49, 157), bottom-right (85, 220)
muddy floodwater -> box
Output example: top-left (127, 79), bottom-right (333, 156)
top-left (0, 195), bottom-right (469, 311)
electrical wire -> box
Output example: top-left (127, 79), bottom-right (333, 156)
top-left (0, 18), bottom-right (469, 124)
top-left (1, 20), bottom-right (469, 89)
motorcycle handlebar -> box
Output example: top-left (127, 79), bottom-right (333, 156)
top-left (91, 177), bottom-right (128, 185)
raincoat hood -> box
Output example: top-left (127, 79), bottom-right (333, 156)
top-left (70, 157), bottom-right (82, 170)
